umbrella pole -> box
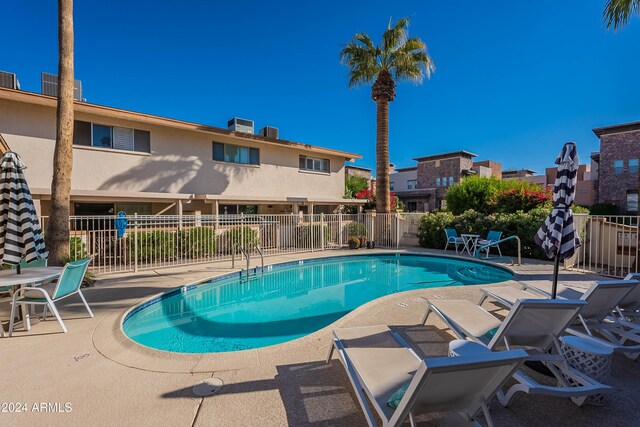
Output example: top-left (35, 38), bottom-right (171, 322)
top-left (551, 253), bottom-right (560, 299)
top-left (16, 264), bottom-right (21, 275)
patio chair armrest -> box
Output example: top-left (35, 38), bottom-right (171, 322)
top-left (12, 286), bottom-right (52, 301)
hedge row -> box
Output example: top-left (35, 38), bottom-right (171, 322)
top-left (418, 207), bottom-right (587, 260)
top-left (128, 226), bottom-right (256, 262)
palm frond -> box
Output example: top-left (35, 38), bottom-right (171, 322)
top-left (381, 17), bottom-right (409, 56)
top-left (604, 0), bottom-right (640, 29)
top-left (340, 34), bottom-right (380, 88)
top-left (339, 17), bottom-right (435, 89)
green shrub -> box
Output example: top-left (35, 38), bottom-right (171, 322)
top-left (347, 222), bottom-right (367, 237)
top-left (589, 203), bottom-right (618, 216)
top-left (572, 205), bottom-right (590, 214)
top-left (296, 224), bottom-right (331, 248)
top-left (418, 206), bottom-right (562, 260)
top-left (69, 236), bottom-right (88, 260)
top-left (179, 227), bottom-right (216, 259)
top-left (135, 231), bottom-right (178, 262)
top-left (444, 176), bottom-right (543, 215)
top-left (219, 226), bottom-right (258, 254)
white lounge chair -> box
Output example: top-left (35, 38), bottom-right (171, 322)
top-left (326, 324), bottom-right (527, 427)
top-left (479, 280), bottom-right (640, 360)
top-left (424, 298), bottom-right (611, 406)
top-left (9, 258), bottom-right (93, 335)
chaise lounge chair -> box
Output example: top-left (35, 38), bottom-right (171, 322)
top-left (478, 280), bottom-right (640, 360)
top-left (423, 298), bottom-right (611, 406)
top-left (326, 325), bottom-right (527, 427)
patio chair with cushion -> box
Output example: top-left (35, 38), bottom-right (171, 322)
top-left (326, 324), bottom-right (527, 427)
top-left (475, 231), bottom-right (503, 258)
top-left (444, 228), bottom-right (464, 254)
top-left (423, 298), bottom-right (611, 407)
top-left (8, 258), bottom-right (93, 335)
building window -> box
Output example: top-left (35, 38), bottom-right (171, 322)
top-left (390, 182), bottom-right (395, 191)
top-left (299, 155), bottom-right (330, 173)
top-left (407, 180), bottom-right (417, 189)
top-left (627, 191), bottom-right (638, 213)
top-left (449, 176), bottom-right (454, 186)
top-left (614, 160), bottom-right (624, 174)
top-left (630, 159), bottom-right (639, 174)
top-left (73, 120), bottom-right (150, 153)
top-left (213, 142), bottom-right (259, 165)
top-left (436, 177), bottom-right (441, 187)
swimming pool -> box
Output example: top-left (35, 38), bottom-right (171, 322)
top-left (122, 254), bottom-right (513, 353)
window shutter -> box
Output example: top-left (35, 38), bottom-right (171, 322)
top-left (134, 130), bottom-right (151, 153)
top-left (113, 127), bottom-right (134, 151)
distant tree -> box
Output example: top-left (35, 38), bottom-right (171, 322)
top-left (46, 0), bottom-right (74, 265)
top-left (604, 0), bottom-right (640, 29)
top-left (340, 18), bottom-right (434, 213)
top-left (345, 175), bottom-right (369, 198)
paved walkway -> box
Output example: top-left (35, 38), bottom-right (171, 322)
top-left (1, 248), bottom-right (638, 427)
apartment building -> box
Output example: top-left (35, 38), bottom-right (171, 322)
top-left (0, 86), bottom-right (361, 217)
top-left (592, 121), bottom-right (640, 213)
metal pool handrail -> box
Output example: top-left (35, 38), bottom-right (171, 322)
top-left (475, 235), bottom-right (521, 266)
top-left (232, 244), bottom-right (251, 276)
top-left (252, 242), bottom-right (264, 273)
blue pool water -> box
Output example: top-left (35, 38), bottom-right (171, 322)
top-left (123, 254), bottom-right (512, 353)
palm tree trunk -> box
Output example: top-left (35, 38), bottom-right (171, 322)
top-left (46, 0), bottom-right (74, 266)
top-left (375, 99), bottom-right (391, 213)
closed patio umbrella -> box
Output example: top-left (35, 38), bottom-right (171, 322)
top-left (0, 151), bottom-right (48, 271)
top-left (534, 142), bottom-right (581, 299)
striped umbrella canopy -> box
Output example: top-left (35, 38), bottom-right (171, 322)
top-left (534, 142), bottom-right (581, 298)
top-left (0, 151), bottom-right (48, 268)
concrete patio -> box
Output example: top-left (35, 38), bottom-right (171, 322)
top-left (1, 248), bottom-right (639, 427)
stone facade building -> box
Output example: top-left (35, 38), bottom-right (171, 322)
top-left (592, 121), bottom-right (640, 213)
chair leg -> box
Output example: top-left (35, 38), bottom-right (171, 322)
top-left (444, 242), bottom-right (449, 251)
top-left (497, 245), bottom-right (502, 257)
top-left (47, 302), bottom-right (68, 333)
top-left (78, 291), bottom-right (94, 318)
top-left (8, 299), bottom-right (17, 337)
top-left (42, 305), bottom-right (48, 321)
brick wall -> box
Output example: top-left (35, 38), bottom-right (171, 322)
top-left (417, 156), bottom-right (473, 207)
top-left (598, 130), bottom-right (640, 212)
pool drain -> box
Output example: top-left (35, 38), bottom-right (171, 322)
top-left (192, 378), bottom-right (223, 397)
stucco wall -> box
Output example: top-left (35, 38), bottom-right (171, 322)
top-left (0, 99), bottom-right (346, 202)
top-left (390, 169), bottom-right (417, 191)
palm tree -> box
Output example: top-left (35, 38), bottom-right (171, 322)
top-left (46, 0), bottom-right (75, 265)
top-left (340, 18), bottom-right (434, 213)
top-left (604, 0), bottom-right (640, 29)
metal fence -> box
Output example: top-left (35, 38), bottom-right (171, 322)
top-left (568, 214), bottom-right (639, 278)
top-left (40, 213), bottom-right (420, 275)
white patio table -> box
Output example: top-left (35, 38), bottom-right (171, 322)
top-left (0, 267), bottom-right (63, 333)
top-left (460, 234), bottom-right (480, 256)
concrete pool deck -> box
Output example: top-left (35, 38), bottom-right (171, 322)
top-left (1, 248), bottom-right (639, 426)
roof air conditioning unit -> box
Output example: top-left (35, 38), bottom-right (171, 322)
top-left (227, 117), bottom-right (254, 134)
top-left (0, 71), bottom-right (19, 90)
top-left (258, 126), bottom-right (279, 139)
top-left (41, 72), bottom-right (83, 101)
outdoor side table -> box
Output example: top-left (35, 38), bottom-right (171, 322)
top-left (460, 234), bottom-right (480, 256)
top-left (560, 335), bottom-right (613, 406)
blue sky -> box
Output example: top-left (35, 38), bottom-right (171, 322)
top-left (2, 1), bottom-right (638, 173)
